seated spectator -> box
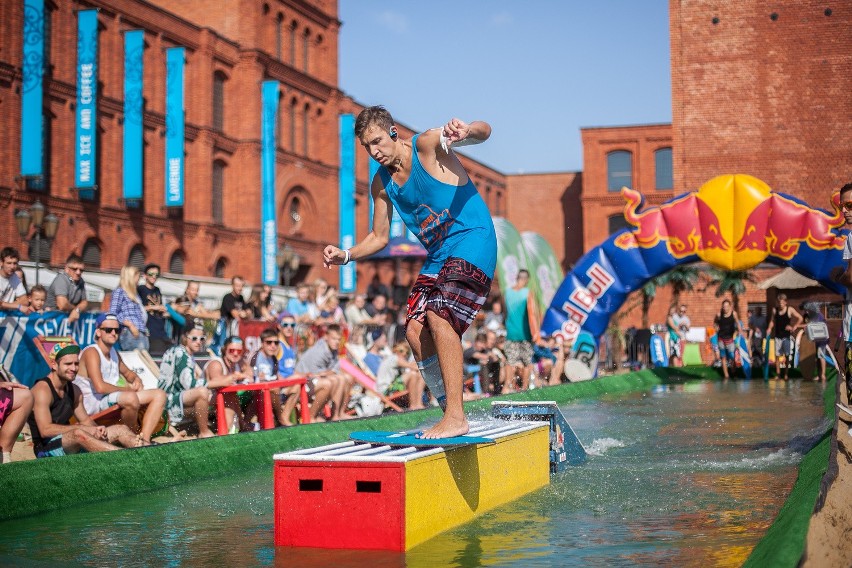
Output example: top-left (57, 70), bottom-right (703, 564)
top-left (45, 254), bottom-right (88, 323)
top-left (247, 283), bottom-right (275, 321)
top-left (171, 281), bottom-right (219, 335)
top-left (463, 332), bottom-right (494, 389)
top-left (0, 247), bottom-right (31, 314)
top-left (276, 313), bottom-right (332, 424)
top-left (250, 327), bottom-right (295, 426)
top-left (363, 328), bottom-right (388, 376)
top-left (483, 298), bottom-right (505, 332)
top-left (287, 284), bottom-right (318, 324)
top-left (28, 284), bottom-right (47, 314)
top-left (158, 321), bottom-right (216, 438)
top-left (27, 344), bottom-right (140, 457)
top-left (295, 324), bottom-right (352, 420)
top-left (532, 334), bottom-right (560, 388)
top-left (316, 289), bottom-right (346, 326)
top-left (138, 264), bottom-right (173, 356)
top-left (204, 336), bottom-right (253, 432)
top-left (367, 275), bottom-right (391, 303)
top-left (0, 381), bottom-right (33, 463)
top-left (366, 294), bottom-right (389, 321)
top-left (75, 313), bottom-right (167, 445)
top-left (484, 329), bottom-right (508, 394)
top-left (313, 278), bottom-right (331, 310)
top-left (376, 342), bottom-right (426, 410)
top-left (110, 265), bottom-right (150, 351)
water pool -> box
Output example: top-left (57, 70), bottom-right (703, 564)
top-left (0, 378), bottom-right (828, 567)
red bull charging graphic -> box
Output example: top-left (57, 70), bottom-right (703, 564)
top-left (542, 174), bottom-right (848, 377)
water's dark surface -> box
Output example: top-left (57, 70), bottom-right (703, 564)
top-left (0, 378), bottom-right (828, 567)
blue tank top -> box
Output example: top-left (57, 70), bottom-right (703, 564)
top-left (378, 134), bottom-right (497, 277)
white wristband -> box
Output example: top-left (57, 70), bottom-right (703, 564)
top-left (343, 249), bottom-right (351, 265)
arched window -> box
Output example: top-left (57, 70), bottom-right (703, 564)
top-left (212, 160), bottom-right (225, 225)
top-left (607, 150), bottom-right (633, 192)
top-left (81, 238), bottom-right (102, 268)
top-left (302, 28), bottom-right (310, 72)
top-left (608, 213), bottom-right (631, 235)
top-left (289, 20), bottom-right (298, 66)
top-left (128, 244), bottom-right (145, 270)
top-left (169, 250), bottom-right (185, 275)
top-left (275, 13), bottom-right (284, 60)
top-left (302, 103), bottom-right (310, 155)
top-left (289, 98), bottom-right (297, 151)
top-left (288, 195), bottom-right (303, 234)
top-left (214, 257), bottom-right (227, 278)
top-left (655, 147), bottom-right (673, 190)
top-left (212, 71), bottom-right (226, 131)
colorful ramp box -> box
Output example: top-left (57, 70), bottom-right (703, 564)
top-left (273, 421), bottom-right (550, 551)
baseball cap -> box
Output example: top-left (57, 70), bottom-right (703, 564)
top-left (95, 313), bottom-right (121, 328)
top-left (51, 343), bottom-right (81, 361)
top-left (277, 311), bottom-right (295, 324)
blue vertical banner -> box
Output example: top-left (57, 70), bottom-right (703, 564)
top-left (165, 47), bottom-right (185, 207)
top-left (260, 80), bottom-right (279, 285)
top-left (123, 30), bottom-right (144, 201)
top-left (74, 9), bottom-right (98, 189)
top-left (21, 0), bottom-right (44, 177)
top-left (368, 158), bottom-right (379, 231)
top-left (338, 114), bottom-right (356, 293)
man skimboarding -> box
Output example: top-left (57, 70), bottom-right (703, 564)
top-left (324, 106), bottom-right (497, 439)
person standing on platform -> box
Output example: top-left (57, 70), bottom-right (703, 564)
top-left (323, 106), bottom-right (496, 439)
top-left (765, 294), bottom-right (803, 381)
top-left (504, 270), bottom-right (534, 392)
top-left (830, 182), bottom-right (852, 401)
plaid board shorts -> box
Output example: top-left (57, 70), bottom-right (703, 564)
top-left (718, 337), bottom-right (737, 360)
top-left (407, 257), bottom-right (492, 337)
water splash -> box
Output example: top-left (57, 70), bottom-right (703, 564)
top-left (586, 437), bottom-right (626, 456)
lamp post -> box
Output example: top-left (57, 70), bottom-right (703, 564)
top-left (276, 244), bottom-right (301, 288)
top-left (15, 200), bottom-right (59, 286)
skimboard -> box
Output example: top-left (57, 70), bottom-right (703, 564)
top-left (736, 335), bottom-right (752, 377)
top-left (350, 430), bottom-right (495, 448)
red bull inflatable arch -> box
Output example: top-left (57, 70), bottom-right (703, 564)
top-left (541, 174), bottom-right (848, 377)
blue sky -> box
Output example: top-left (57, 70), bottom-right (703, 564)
top-left (339, 1), bottom-right (672, 174)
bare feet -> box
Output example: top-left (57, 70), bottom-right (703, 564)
top-left (418, 415), bottom-right (469, 439)
top-left (197, 430), bottom-right (216, 439)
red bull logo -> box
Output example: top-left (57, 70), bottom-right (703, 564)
top-left (615, 174), bottom-right (845, 271)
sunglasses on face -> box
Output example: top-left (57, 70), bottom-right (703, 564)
top-left (841, 201), bottom-right (852, 211)
top-left (146, 272), bottom-right (160, 277)
top-left (99, 327), bottom-right (120, 335)
top-left (263, 339), bottom-right (278, 345)
top-left (280, 322), bottom-right (296, 328)
top-left (188, 336), bottom-right (205, 342)
top-left (226, 348), bottom-right (244, 355)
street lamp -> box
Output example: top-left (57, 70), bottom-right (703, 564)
top-left (15, 200), bottom-right (59, 286)
top-left (276, 244), bottom-right (301, 288)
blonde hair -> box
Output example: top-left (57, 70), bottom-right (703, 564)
top-left (119, 265), bottom-right (140, 299)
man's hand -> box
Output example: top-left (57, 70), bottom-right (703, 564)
top-left (0, 381), bottom-right (28, 390)
top-left (67, 308), bottom-right (80, 324)
top-left (323, 245), bottom-right (346, 268)
top-left (442, 118), bottom-right (470, 147)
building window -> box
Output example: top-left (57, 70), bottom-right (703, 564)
top-left (214, 257), bottom-right (227, 278)
top-left (212, 160), bottom-right (225, 224)
top-left (655, 147), bottom-right (673, 190)
top-left (169, 250), bottom-right (185, 274)
top-left (289, 99), bottom-right (297, 151)
top-left (608, 213), bottom-right (631, 235)
top-left (128, 244), bottom-right (145, 270)
top-left (212, 72), bottom-right (226, 131)
top-left (607, 150), bottom-right (632, 192)
top-left (302, 103), bottom-right (310, 155)
top-left (302, 29), bottom-right (310, 72)
top-left (81, 239), bottom-right (101, 268)
top-left (275, 13), bottom-right (284, 60)
top-left (26, 229), bottom-right (52, 264)
top-left (289, 21), bottom-right (297, 66)
top-left (288, 195), bottom-right (303, 234)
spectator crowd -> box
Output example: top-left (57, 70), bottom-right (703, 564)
top-left (2, 245), bottom-right (574, 462)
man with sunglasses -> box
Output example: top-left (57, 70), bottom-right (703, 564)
top-left (138, 263), bottom-right (172, 355)
top-left (75, 313), bottom-right (167, 445)
top-left (158, 321), bottom-right (216, 438)
top-left (45, 254), bottom-right (88, 323)
top-left (275, 313), bottom-right (333, 425)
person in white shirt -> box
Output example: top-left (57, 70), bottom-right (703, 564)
top-left (0, 247), bottom-right (31, 314)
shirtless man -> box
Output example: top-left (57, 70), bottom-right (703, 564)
top-left (324, 106), bottom-right (496, 438)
